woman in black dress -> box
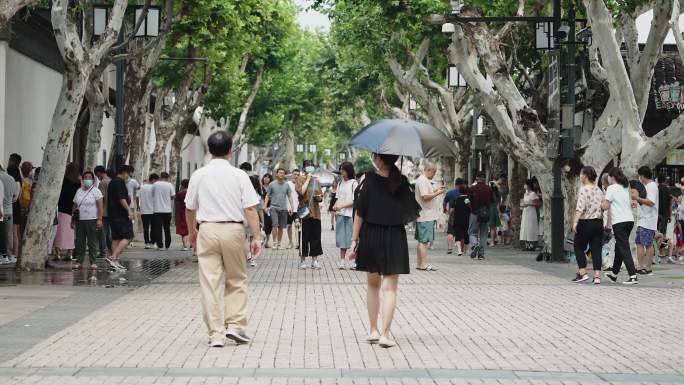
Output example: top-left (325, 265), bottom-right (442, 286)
top-left (347, 153), bottom-right (420, 348)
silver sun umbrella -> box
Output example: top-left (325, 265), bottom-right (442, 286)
top-left (350, 119), bottom-right (458, 158)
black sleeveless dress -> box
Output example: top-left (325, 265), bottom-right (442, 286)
top-left (354, 172), bottom-right (421, 275)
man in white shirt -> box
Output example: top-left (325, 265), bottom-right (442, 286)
top-left (152, 172), bottom-right (175, 250)
top-left (185, 131), bottom-right (261, 348)
top-left (126, 166), bottom-right (141, 210)
top-left (414, 163), bottom-right (446, 271)
top-left (633, 166), bottom-right (659, 275)
top-left (139, 176), bottom-right (157, 249)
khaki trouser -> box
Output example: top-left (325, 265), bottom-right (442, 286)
top-left (197, 223), bottom-right (248, 339)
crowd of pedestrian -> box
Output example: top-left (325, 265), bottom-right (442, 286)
top-left (570, 165), bottom-right (684, 285)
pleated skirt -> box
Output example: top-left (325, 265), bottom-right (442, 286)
top-left (355, 222), bottom-right (410, 275)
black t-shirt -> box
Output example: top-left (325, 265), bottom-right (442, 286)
top-left (450, 195), bottom-right (471, 227)
top-left (658, 184), bottom-right (672, 216)
top-left (107, 176), bottom-right (129, 219)
top-left (355, 172), bottom-right (420, 226)
top-left (58, 178), bottom-right (81, 214)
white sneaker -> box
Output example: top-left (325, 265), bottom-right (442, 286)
top-left (248, 258), bottom-right (256, 267)
top-left (299, 261), bottom-right (308, 270)
top-left (339, 261), bottom-right (347, 270)
top-left (182, 247), bottom-right (188, 251)
top-left (349, 262), bottom-right (357, 270)
top-left (144, 244), bottom-right (151, 249)
top-left (312, 260), bottom-right (321, 269)
top-left (0, 256), bottom-right (9, 264)
top-left (287, 242), bottom-right (294, 249)
top-left (9, 256), bottom-right (17, 264)
top-left (208, 336), bottom-right (226, 348)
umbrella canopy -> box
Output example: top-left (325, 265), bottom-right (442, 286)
top-left (350, 119), bottom-right (458, 158)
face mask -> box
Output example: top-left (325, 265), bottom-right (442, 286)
top-left (83, 179), bottom-right (94, 188)
top-left (305, 166), bottom-right (315, 174)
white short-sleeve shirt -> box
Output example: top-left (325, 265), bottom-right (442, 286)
top-left (185, 159), bottom-right (260, 222)
top-left (139, 183), bottom-right (155, 215)
top-left (152, 181), bottom-right (175, 213)
top-left (335, 179), bottom-right (357, 217)
top-left (415, 174), bottom-right (438, 222)
top-left (73, 187), bottom-right (104, 220)
top-left (604, 184), bottom-right (634, 225)
top-left (637, 181), bottom-right (659, 230)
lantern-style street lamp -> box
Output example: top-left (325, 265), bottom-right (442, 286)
top-left (447, 64), bottom-right (467, 88)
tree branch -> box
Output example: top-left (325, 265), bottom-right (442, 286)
top-left (495, 0), bottom-right (525, 41)
top-left (0, 0), bottom-right (38, 30)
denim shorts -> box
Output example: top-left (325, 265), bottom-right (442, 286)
top-left (635, 226), bottom-right (655, 246)
top-left (335, 215), bottom-right (353, 249)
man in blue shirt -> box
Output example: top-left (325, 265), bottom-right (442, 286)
top-left (443, 178), bottom-right (464, 254)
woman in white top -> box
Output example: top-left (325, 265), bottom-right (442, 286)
top-left (519, 179), bottom-right (540, 251)
top-left (602, 168), bottom-right (638, 284)
top-left (72, 171), bottom-right (104, 270)
top-left (333, 162), bottom-right (357, 269)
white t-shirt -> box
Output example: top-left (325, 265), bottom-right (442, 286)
top-left (185, 159), bottom-right (260, 222)
top-left (604, 184), bottom-right (634, 225)
top-left (152, 181), bottom-right (175, 213)
top-left (73, 187), bottom-right (103, 221)
top-left (415, 174), bottom-right (439, 222)
top-left (637, 181), bottom-right (659, 230)
top-left (139, 183), bottom-right (155, 215)
top-left (335, 179), bottom-right (357, 217)
top-left (127, 178), bottom-right (140, 208)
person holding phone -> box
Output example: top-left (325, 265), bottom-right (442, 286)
top-left (295, 160), bottom-right (323, 269)
top-left (414, 163), bottom-right (446, 271)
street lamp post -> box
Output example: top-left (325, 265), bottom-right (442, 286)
top-left (93, 5), bottom-right (161, 170)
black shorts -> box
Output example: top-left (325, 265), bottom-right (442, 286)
top-left (110, 217), bottom-right (134, 240)
top-left (448, 224), bottom-right (469, 244)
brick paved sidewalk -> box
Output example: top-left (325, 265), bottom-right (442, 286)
top-left (1, 221), bottom-right (684, 385)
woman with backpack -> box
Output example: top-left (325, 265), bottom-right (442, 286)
top-left (72, 171), bottom-right (104, 270)
top-left (332, 162), bottom-right (357, 270)
top-left (346, 153), bottom-right (420, 348)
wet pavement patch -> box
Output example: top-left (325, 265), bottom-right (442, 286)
top-left (0, 256), bottom-right (190, 288)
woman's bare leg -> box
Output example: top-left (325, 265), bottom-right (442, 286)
top-left (367, 273), bottom-right (381, 332)
top-left (381, 275), bottom-right (399, 338)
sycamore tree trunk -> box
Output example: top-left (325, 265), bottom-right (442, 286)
top-left (278, 129), bottom-right (297, 172)
top-left (232, 65), bottom-right (265, 153)
top-left (0, 0), bottom-right (38, 30)
top-left (22, 0), bottom-right (126, 270)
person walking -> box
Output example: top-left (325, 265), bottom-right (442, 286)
top-left (633, 166), bottom-right (659, 275)
top-left (94, 166), bottom-right (112, 257)
top-left (520, 179), bottom-right (540, 251)
top-left (105, 165), bottom-right (133, 271)
top-left (414, 163), bottom-right (445, 271)
top-left (286, 169), bottom-right (300, 249)
top-left (72, 171), bottom-right (103, 270)
top-left (175, 179), bottom-right (190, 251)
top-left (346, 153), bottom-right (420, 348)
top-left (333, 162), bottom-right (357, 269)
top-left (328, 179), bottom-right (338, 231)
top-left (7, 154), bottom-right (22, 259)
top-left (295, 160), bottom-right (323, 269)
top-left (152, 172), bottom-right (175, 250)
top-left (468, 172), bottom-right (494, 260)
top-left (571, 166), bottom-right (605, 284)
top-left (184, 131), bottom-right (262, 348)
top-left (139, 175), bottom-right (156, 249)
top-left (264, 168), bottom-right (294, 250)
top-left (602, 168), bottom-right (639, 285)
top-left (0, 163), bottom-right (18, 265)
top-left (54, 163), bottom-right (81, 261)
top-left (448, 179), bottom-right (470, 256)
top-left (443, 179), bottom-right (461, 254)
top-left (261, 173), bottom-right (273, 248)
